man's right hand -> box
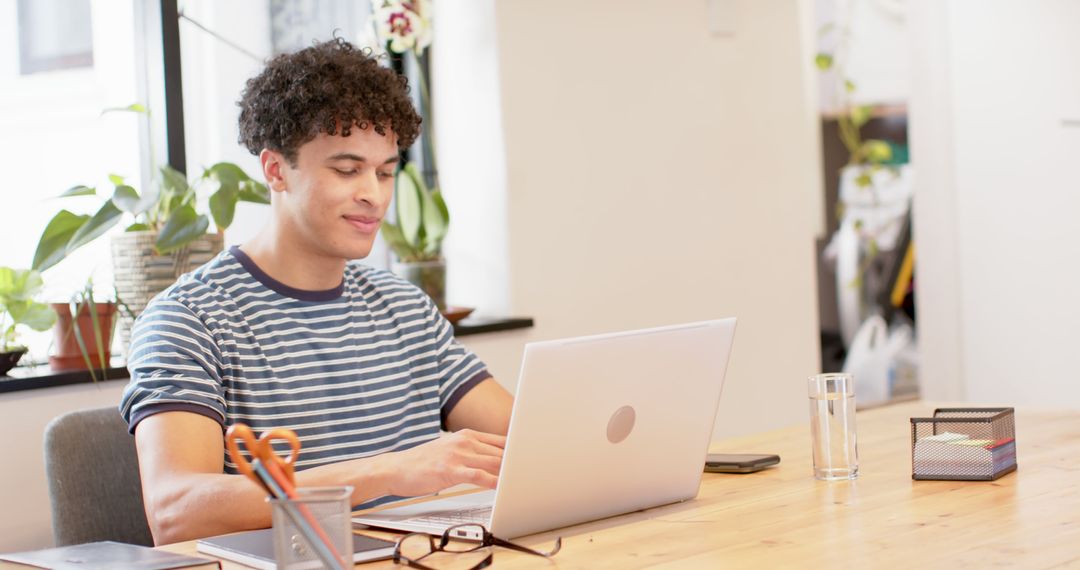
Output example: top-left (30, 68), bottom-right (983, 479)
top-left (377, 429), bottom-right (506, 498)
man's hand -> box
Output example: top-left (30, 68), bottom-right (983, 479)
top-left (378, 429), bottom-right (506, 497)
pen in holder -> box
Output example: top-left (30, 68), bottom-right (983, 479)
top-left (910, 407), bottom-right (1018, 481)
top-left (269, 486), bottom-right (354, 570)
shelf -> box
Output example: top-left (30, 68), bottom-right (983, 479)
top-left (454, 316), bottom-right (534, 336)
top-left (0, 360), bottom-right (129, 394)
top-left (0, 317), bottom-right (534, 394)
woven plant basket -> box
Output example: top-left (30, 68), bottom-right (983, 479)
top-left (111, 231), bottom-right (224, 355)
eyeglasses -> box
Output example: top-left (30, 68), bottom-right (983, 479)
top-left (393, 523), bottom-right (562, 570)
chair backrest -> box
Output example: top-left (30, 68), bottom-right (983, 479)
top-left (43, 406), bottom-right (153, 546)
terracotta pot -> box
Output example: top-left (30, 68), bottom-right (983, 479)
top-left (50, 302), bottom-right (117, 371)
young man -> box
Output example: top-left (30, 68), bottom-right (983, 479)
top-left (119, 39), bottom-right (513, 545)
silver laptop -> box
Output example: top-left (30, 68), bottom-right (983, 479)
top-left (353, 318), bottom-right (737, 540)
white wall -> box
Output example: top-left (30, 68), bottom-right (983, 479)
top-left (911, 0), bottom-right (1080, 405)
top-left (0, 381), bottom-right (128, 551)
top-left (485, 0), bottom-right (824, 440)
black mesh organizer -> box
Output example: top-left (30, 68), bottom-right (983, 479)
top-left (910, 408), bottom-right (1017, 481)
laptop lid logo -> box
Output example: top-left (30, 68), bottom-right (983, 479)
top-left (606, 405), bottom-right (636, 443)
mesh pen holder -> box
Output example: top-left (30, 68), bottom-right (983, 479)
top-left (910, 408), bottom-right (1018, 481)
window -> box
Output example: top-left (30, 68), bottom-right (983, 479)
top-left (0, 2), bottom-right (142, 362)
top-left (17, 0), bottom-right (94, 75)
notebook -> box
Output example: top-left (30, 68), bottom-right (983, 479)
top-left (0, 541), bottom-right (217, 570)
top-left (196, 528), bottom-right (394, 570)
top-left (353, 318), bottom-right (737, 540)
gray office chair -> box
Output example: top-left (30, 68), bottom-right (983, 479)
top-left (43, 406), bottom-right (154, 546)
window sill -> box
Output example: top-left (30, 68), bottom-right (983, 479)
top-left (0, 317), bottom-right (534, 394)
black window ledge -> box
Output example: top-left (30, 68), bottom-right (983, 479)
top-left (0, 316), bottom-right (533, 394)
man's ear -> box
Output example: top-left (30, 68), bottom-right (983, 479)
top-left (260, 149), bottom-right (289, 193)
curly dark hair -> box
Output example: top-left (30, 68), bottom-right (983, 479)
top-left (237, 38), bottom-right (421, 163)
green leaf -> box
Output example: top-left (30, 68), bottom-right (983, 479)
top-left (0, 268), bottom-right (45, 303)
top-left (32, 210), bottom-right (90, 272)
top-left (111, 184), bottom-right (153, 215)
top-left (205, 162), bottom-right (250, 186)
top-left (69, 297), bottom-right (97, 381)
top-left (59, 185), bottom-right (95, 198)
top-left (204, 163), bottom-right (249, 230)
top-left (159, 165), bottom-right (189, 196)
top-left (863, 139), bottom-right (893, 163)
top-left (844, 79), bottom-right (856, 94)
top-left (815, 53), bottom-right (834, 71)
top-left (15, 302), bottom-right (56, 331)
top-left (209, 184), bottom-right (238, 230)
top-left (66, 201), bottom-right (123, 252)
top-left (431, 189), bottom-right (450, 226)
top-left (155, 206), bottom-right (209, 253)
top-left (419, 187), bottom-right (448, 255)
top-left (855, 172), bottom-right (873, 188)
top-left (850, 105), bottom-right (873, 128)
top-left (108, 173), bottom-right (125, 186)
top-left (238, 180), bottom-right (271, 204)
top-left (0, 267), bottom-right (16, 299)
top-left (403, 163), bottom-right (429, 192)
top-left (380, 221), bottom-right (421, 261)
top-left (125, 222), bottom-right (151, 232)
top-left (395, 167), bottom-right (423, 248)
top-left (101, 102), bottom-right (148, 116)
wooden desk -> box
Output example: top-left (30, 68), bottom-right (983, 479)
top-left (165, 402), bottom-right (1080, 568)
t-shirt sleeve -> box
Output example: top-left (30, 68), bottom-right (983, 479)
top-left (422, 298), bottom-right (492, 421)
top-left (118, 295), bottom-right (227, 434)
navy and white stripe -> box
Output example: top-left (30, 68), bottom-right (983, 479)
top-left (119, 247), bottom-right (489, 506)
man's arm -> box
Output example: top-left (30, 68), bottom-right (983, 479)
top-left (136, 410), bottom-right (508, 545)
top-left (444, 377), bottom-right (514, 435)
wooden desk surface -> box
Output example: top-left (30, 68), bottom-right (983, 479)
top-left (164, 402), bottom-right (1080, 568)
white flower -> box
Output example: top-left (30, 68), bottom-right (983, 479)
top-left (375, 0), bottom-right (433, 56)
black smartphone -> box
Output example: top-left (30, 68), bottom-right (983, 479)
top-left (704, 453), bottom-right (780, 473)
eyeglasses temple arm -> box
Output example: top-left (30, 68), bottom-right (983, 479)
top-left (490, 535), bottom-right (562, 557)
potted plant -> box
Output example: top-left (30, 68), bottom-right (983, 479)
top-left (31, 105), bottom-right (269, 352)
top-left (0, 267), bottom-right (57, 375)
top-left (816, 24), bottom-right (913, 347)
top-left (374, 1), bottom-right (461, 313)
top-left (48, 278), bottom-right (126, 380)
top-left (380, 163), bottom-right (450, 309)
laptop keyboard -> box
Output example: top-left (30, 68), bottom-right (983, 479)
top-left (412, 505), bottom-right (493, 526)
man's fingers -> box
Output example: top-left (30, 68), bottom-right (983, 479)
top-left (458, 466), bottom-right (499, 489)
top-left (459, 429), bottom-right (507, 449)
top-left (461, 453), bottom-right (502, 475)
top-left (470, 439), bottom-right (505, 458)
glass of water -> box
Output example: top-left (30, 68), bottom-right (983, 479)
top-left (808, 373), bottom-right (859, 480)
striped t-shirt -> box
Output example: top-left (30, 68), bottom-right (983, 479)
top-left (119, 246), bottom-right (490, 504)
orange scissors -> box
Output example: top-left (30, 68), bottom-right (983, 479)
top-left (225, 423), bottom-right (301, 487)
top-left (225, 424), bottom-right (349, 569)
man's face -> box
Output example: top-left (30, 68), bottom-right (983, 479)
top-left (274, 125), bottom-right (399, 261)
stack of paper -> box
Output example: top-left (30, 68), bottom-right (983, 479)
top-left (913, 431), bottom-right (1017, 479)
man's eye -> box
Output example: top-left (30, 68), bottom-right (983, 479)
top-left (377, 171), bottom-right (395, 180)
top-left (333, 168), bottom-right (358, 176)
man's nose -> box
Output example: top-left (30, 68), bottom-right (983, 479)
top-left (352, 171), bottom-right (382, 205)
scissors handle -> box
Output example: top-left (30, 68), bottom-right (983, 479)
top-left (225, 424), bottom-right (264, 488)
top-left (257, 428), bottom-right (301, 484)
top-left (225, 424), bottom-right (302, 487)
